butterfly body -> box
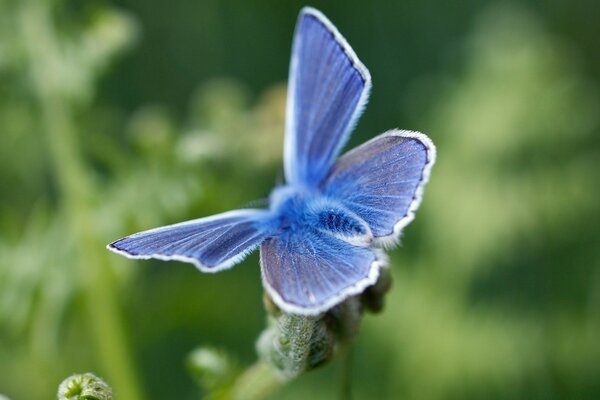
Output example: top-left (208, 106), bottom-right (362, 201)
top-left (268, 184), bottom-right (373, 247)
top-left (108, 7), bottom-right (436, 315)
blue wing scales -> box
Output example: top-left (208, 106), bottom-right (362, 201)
top-left (108, 209), bottom-right (273, 272)
top-left (260, 227), bottom-right (383, 315)
top-left (321, 130), bottom-right (436, 244)
top-left (284, 7), bottom-right (371, 187)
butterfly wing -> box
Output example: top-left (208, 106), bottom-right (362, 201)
top-left (108, 209), bottom-right (273, 272)
top-left (284, 7), bottom-right (371, 187)
top-left (321, 130), bottom-right (436, 245)
top-left (260, 227), bottom-right (384, 315)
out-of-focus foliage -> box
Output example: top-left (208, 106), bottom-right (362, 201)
top-left (367, 6), bottom-right (600, 399)
top-left (0, 0), bottom-right (598, 399)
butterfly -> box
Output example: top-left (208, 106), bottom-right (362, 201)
top-left (108, 7), bottom-right (436, 315)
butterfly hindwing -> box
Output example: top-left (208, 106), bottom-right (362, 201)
top-left (284, 7), bottom-right (371, 187)
top-left (321, 130), bottom-right (436, 244)
top-left (260, 227), bottom-right (382, 314)
top-left (108, 209), bottom-right (272, 272)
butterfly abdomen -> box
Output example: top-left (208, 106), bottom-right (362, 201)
top-left (318, 209), bottom-right (367, 236)
top-left (311, 201), bottom-right (372, 247)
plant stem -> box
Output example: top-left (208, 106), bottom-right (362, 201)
top-left (229, 360), bottom-right (285, 400)
top-left (336, 299), bottom-right (360, 400)
top-left (338, 343), bottom-right (353, 400)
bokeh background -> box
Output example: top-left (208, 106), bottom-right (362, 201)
top-left (1, 0), bottom-right (599, 399)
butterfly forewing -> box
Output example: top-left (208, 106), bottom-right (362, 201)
top-left (321, 130), bottom-right (436, 243)
top-left (284, 7), bottom-right (371, 187)
top-left (108, 209), bottom-right (272, 272)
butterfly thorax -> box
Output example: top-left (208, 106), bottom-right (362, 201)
top-left (268, 185), bottom-right (373, 247)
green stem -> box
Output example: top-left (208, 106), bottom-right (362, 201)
top-left (229, 360), bottom-right (285, 400)
top-left (18, 2), bottom-right (143, 399)
top-left (336, 299), bottom-right (359, 400)
top-left (338, 343), bottom-right (353, 400)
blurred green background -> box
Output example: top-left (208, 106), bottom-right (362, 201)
top-left (1, 0), bottom-right (599, 399)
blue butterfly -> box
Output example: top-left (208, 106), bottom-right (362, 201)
top-left (108, 7), bottom-right (436, 315)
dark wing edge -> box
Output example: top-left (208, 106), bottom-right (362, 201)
top-left (284, 6), bottom-right (372, 185)
top-left (107, 209), bottom-right (271, 273)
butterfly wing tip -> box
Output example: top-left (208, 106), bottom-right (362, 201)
top-left (300, 6), bottom-right (322, 17)
top-left (392, 129), bottom-right (437, 160)
top-left (106, 240), bottom-right (138, 258)
top-left (106, 238), bottom-right (147, 259)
